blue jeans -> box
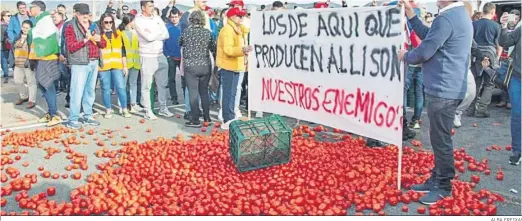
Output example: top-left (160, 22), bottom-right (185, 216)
top-left (403, 66), bottom-right (424, 121)
top-left (69, 61), bottom-right (99, 122)
top-left (100, 69), bottom-right (127, 109)
top-left (1, 50), bottom-right (9, 78)
top-left (509, 77), bottom-right (521, 155)
top-left (220, 69), bottom-right (240, 123)
top-left (498, 61), bottom-right (510, 103)
top-left (38, 81), bottom-right (58, 117)
top-left (426, 94), bottom-right (462, 191)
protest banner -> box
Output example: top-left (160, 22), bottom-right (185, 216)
top-left (248, 6), bottom-right (406, 146)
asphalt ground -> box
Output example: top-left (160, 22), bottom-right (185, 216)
top-left (0, 73), bottom-right (520, 215)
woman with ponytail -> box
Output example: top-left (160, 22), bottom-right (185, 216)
top-left (119, 13), bottom-right (142, 113)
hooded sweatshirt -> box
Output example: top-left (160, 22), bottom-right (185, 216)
top-left (134, 14), bottom-right (169, 57)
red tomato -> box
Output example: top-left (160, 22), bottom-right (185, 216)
top-left (47, 187), bottom-right (56, 196)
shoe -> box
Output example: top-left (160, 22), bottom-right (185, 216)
top-left (411, 176), bottom-right (435, 193)
top-left (184, 112), bottom-right (191, 120)
top-left (92, 109), bottom-right (100, 116)
top-left (39, 114), bottom-right (51, 123)
top-left (474, 111), bottom-right (490, 118)
top-left (366, 139), bottom-right (384, 148)
top-left (15, 98), bottom-right (29, 105)
top-left (506, 103), bottom-right (512, 110)
top-left (255, 112), bottom-right (264, 118)
top-left (419, 187), bottom-right (451, 205)
top-left (496, 101), bottom-right (507, 108)
top-left (3, 77), bottom-right (8, 83)
top-left (47, 116), bottom-right (62, 127)
top-left (411, 120), bottom-right (421, 129)
top-left (129, 104), bottom-right (143, 113)
top-left (144, 112), bottom-right (158, 120)
top-left (82, 118), bottom-right (100, 126)
top-left (65, 102), bottom-right (70, 108)
top-left (402, 128), bottom-right (416, 141)
top-left (453, 112), bottom-right (462, 128)
top-left (172, 100), bottom-right (179, 105)
top-left (185, 121), bottom-right (202, 128)
top-left (221, 120), bottom-right (233, 130)
top-left (122, 109), bottom-right (131, 118)
top-left (26, 102), bottom-right (36, 109)
top-left (509, 154), bottom-right (521, 165)
top-left (158, 108), bottom-right (174, 118)
top-left (64, 121), bottom-right (82, 130)
top-left (104, 109), bottom-right (113, 119)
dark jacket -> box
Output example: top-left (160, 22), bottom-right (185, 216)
top-left (499, 26), bottom-right (521, 79)
top-left (471, 44), bottom-right (499, 77)
top-left (1, 23), bottom-right (8, 51)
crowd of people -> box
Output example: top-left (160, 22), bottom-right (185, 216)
top-left (0, 0), bottom-right (520, 205)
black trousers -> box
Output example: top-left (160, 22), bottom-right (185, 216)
top-left (185, 65), bottom-right (211, 122)
top-left (167, 58), bottom-right (181, 102)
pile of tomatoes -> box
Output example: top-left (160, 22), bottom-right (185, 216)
top-left (0, 125), bottom-right (505, 215)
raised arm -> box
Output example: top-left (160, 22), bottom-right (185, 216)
top-left (404, 17), bottom-right (452, 65)
top-left (499, 26), bottom-right (521, 48)
top-left (408, 15), bottom-right (430, 40)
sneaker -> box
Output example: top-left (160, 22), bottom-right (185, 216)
top-left (39, 114), bottom-right (51, 123)
top-left (65, 102), bottom-right (70, 108)
top-left (496, 101), bottom-right (507, 108)
top-left (26, 102), bottom-right (36, 109)
top-left (402, 128), bottom-right (416, 141)
top-left (255, 112), bottom-right (264, 118)
top-left (184, 112), bottom-right (191, 120)
top-left (221, 120), bottom-right (233, 130)
top-left (121, 109), bottom-right (131, 118)
top-left (453, 112), bottom-right (462, 128)
top-left (15, 98), bottom-right (29, 105)
top-left (3, 77), bottom-right (8, 83)
top-left (506, 103), bottom-right (512, 110)
top-left (411, 177), bottom-right (435, 193)
top-left (64, 121), bottom-right (82, 130)
top-left (419, 187), bottom-right (451, 205)
top-left (172, 100), bottom-right (179, 105)
top-left (82, 118), bottom-right (100, 126)
top-left (129, 104), bottom-right (143, 113)
top-left (475, 110), bottom-right (490, 118)
top-left (47, 116), bottom-right (62, 127)
top-left (104, 109), bottom-right (113, 119)
top-left (144, 112), bottom-right (158, 120)
top-left (411, 120), bottom-right (421, 129)
top-left (158, 108), bottom-right (174, 118)
top-left (509, 154), bottom-right (521, 165)
top-left (185, 121), bottom-right (202, 128)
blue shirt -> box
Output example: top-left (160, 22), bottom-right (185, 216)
top-left (473, 18), bottom-right (501, 47)
top-left (163, 22), bottom-right (181, 58)
top-left (405, 6), bottom-right (473, 100)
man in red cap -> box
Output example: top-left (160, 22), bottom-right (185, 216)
top-left (216, 7), bottom-right (252, 129)
top-left (228, 0), bottom-right (245, 8)
top-left (314, 1), bottom-right (329, 9)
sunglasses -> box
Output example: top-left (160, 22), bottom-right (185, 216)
top-left (104, 21), bottom-right (113, 24)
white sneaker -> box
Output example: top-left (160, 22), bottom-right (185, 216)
top-left (130, 104), bottom-right (143, 113)
top-left (454, 112), bottom-right (462, 128)
top-left (144, 112), bottom-right (158, 120)
top-left (158, 108), bottom-right (174, 118)
top-left (104, 109), bottom-right (113, 119)
top-left (255, 112), bottom-right (264, 118)
top-left (221, 120), bottom-right (233, 130)
top-left (235, 108), bottom-right (243, 119)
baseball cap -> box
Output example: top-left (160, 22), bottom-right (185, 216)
top-left (228, 0), bottom-right (245, 7)
top-left (226, 7), bottom-right (246, 18)
top-left (314, 2), bottom-right (328, 9)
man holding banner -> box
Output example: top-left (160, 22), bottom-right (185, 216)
top-left (398, 0), bottom-right (472, 204)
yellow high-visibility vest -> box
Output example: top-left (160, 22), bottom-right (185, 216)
top-left (122, 30), bottom-right (140, 70)
top-left (99, 30), bottom-right (124, 71)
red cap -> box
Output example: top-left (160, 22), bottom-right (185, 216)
top-left (207, 9), bottom-right (215, 17)
top-left (205, 6), bottom-right (212, 11)
top-left (314, 2), bottom-right (329, 9)
top-left (130, 9), bottom-right (137, 15)
top-left (226, 7), bottom-right (246, 17)
top-left (228, 0), bottom-right (245, 7)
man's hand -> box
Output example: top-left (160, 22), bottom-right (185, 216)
top-left (59, 55), bottom-right (66, 62)
top-left (108, 0), bottom-right (114, 7)
top-left (123, 67), bottom-right (128, 76)
top-left (398, 49), bottom-right (408, 61)
top-left (481, 57), bottom-right (490, 68)
top-left (93, 34), bottom-right (101, 42)
top-left (398, 0), bottom-right (416, 19)
top-left (85, 32), bottom-right (93, 43)
top-left (243, 46), bottom-right (253, 54)
top-left (500, 12), bottom-right (509, 28)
